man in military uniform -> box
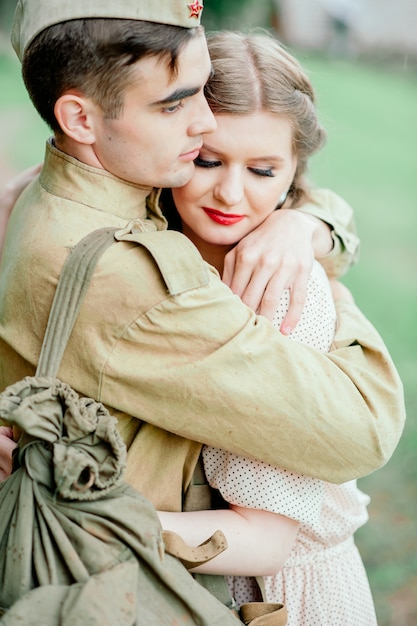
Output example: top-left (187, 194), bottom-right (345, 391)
top-left (0, 0), bottom-right (405, 512)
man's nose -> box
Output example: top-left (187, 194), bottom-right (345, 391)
top-left (188, 94), bottom-right (217, 136)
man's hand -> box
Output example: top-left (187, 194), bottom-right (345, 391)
top-left (0, 426), bottom-right (16, 482)
top-left (222, 208), bottom-right (333, 333)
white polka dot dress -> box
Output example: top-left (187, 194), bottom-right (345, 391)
top-left (203, 261), bottom-right (378, 626)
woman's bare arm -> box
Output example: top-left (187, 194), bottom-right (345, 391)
top-left (159, 505), bottom-right (299, 576)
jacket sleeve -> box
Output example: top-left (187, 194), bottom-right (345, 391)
top-left (78, 234), bottom-right (405, 487)
top-left (296, 188), bottom-right (360, 278)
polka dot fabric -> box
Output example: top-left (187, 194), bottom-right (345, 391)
top-left (203, 449), bottom-right (324, 525)
top-left (203, 261), bottom-right (377, 625)
top-left (272, 261), bottom-right (336, 352)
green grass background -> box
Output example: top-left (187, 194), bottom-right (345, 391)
top-left (299, 52), bottom-right (417, 625)
top-left (0, 44), bottom-right (416, 625)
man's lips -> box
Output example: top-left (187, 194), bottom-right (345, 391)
top-left (202, 208), bottom-right (245, 225)
top-left (179, 147), bottom-right (201, 162)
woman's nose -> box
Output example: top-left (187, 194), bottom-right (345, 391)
top-left (214, 171), bottom-right (244, 206)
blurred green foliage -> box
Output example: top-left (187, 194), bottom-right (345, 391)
top-left (203, 0), bottom-right (251, 23)
top-left (0, 0), bottom-right (16, 28)
top-left (202, 0), bottom-right (274, 30)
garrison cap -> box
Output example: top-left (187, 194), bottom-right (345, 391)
top-left (11, 0), bottom-right (204, 61)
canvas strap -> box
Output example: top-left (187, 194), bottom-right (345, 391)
top-left (36, 227), bottom-right (117, 377)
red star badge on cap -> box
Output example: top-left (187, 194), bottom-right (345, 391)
top-left (188, 0), bottom-right (203, 19)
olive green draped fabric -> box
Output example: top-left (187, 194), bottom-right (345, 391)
top-left (0, 377), bottom-right (240, 625)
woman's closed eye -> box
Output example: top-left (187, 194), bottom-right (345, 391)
top-left (195, 156), bottom-right (274, 178)
top-left (194, 155), bottom-right (222, 168)
top-left (249, 167), bottom-right (274, 178)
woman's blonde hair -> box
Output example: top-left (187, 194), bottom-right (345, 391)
top-left (205, 31), bottom-right (326, 206)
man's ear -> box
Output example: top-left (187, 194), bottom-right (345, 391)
top-left (54, 93), bottom-right (98, 144)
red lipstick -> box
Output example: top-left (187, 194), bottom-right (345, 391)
top-left (203, 208), bottom-right (245, 225)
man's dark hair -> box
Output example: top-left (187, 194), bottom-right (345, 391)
top-left (22, 19), bottom-right (200, 133)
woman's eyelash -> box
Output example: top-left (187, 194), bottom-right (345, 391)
top-left (194, 157), bottom-right (274, 177)
top-left (250, 167), bottom-right (274, 177)
top-left (194, 156), bottom-right (221, 168)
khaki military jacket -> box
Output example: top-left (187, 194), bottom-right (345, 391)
top-left (298, 188), bottom-right (360, 277)
top-left (0, 142), bottom-right (405, 511)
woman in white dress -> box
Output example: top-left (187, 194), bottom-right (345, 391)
top-left (158, 31), bottom-right (378, 626)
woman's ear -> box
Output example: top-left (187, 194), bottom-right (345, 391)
top-left (54, 93), bottom-right (98, 145)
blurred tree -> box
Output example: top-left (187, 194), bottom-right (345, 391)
top-left (202, 0), bottom-right (271, 29)
top-left (0, 0), bottom-right (16, 32)
top-left (202, 0), bottom-right (249, 28)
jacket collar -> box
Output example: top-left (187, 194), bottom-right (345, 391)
top-left (40, 140), bottom-right (168, 230)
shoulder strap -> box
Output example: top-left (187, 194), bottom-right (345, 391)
top-left (114, 224), bottom-right (210, 295)
top-left (36, 227), bottom-right (117, 378)
top-left (37, 221), bottom-right (209, 378)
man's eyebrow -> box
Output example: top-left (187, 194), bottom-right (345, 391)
top-left (153, 86), bottom-right (201, 106)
